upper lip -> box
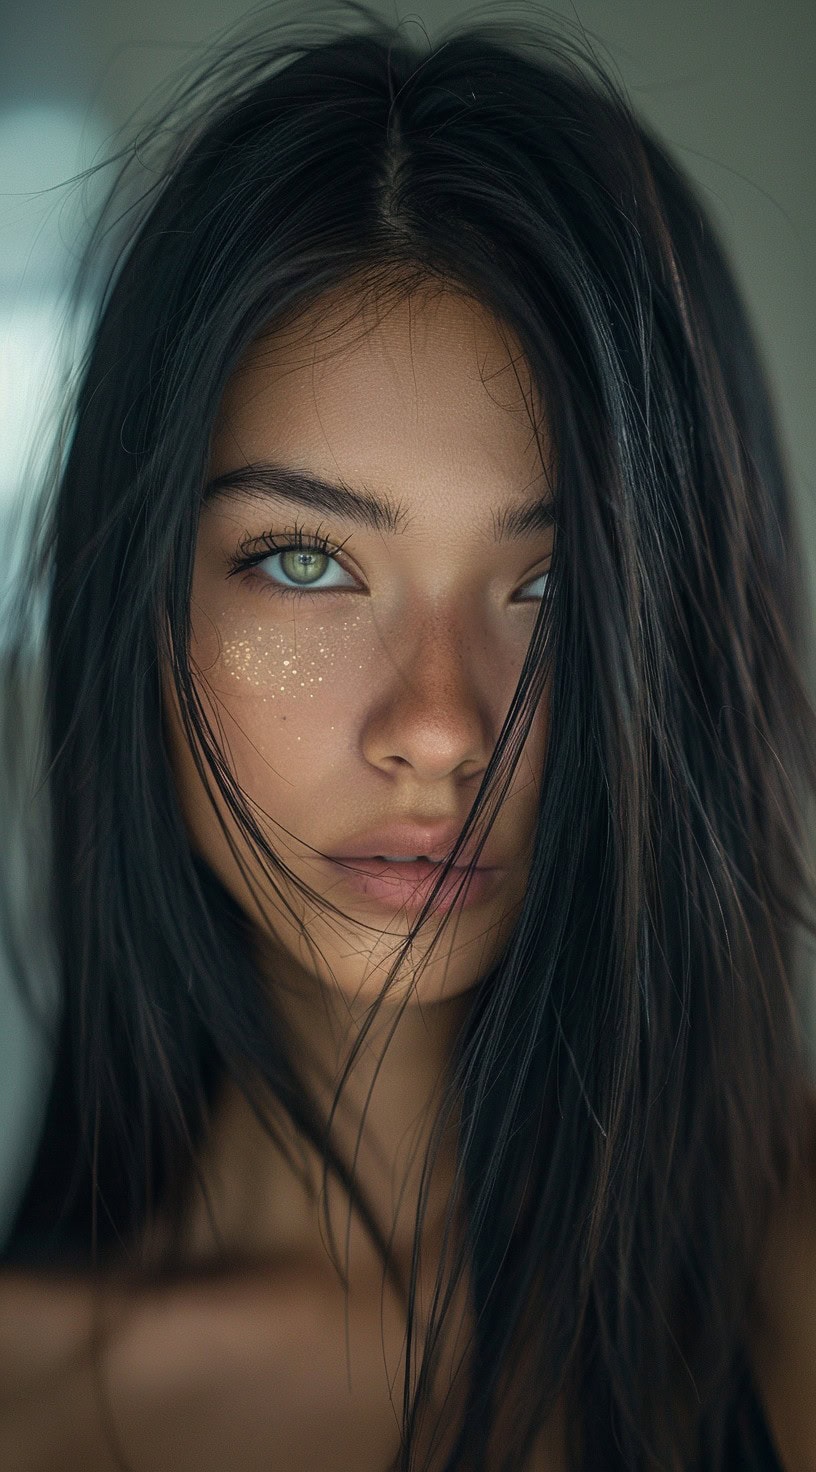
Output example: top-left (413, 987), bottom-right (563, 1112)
top-left (328, 820), bottom-right (493, 867)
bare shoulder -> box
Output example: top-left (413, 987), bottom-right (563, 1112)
top-left (748, 1091), bottom-right (816, 1472)
top-left (0, 1268), bottom-right (108, 1471)
top-left (0, 1258), bottom-right (404, 1472)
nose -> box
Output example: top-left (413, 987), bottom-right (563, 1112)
top-left (359, 607), bottom-right (500, 785)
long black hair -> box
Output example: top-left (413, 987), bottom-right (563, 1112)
top-left (3, 4), bottom-right (816, 1468)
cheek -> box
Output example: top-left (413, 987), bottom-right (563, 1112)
top-left (186, 582), bottom-right (551, 818)
top-left (189, 599), bottom-right (374, 782)
top-left (528, 677), bottom-right (551, 764)
top-left (500, 678), bottom-right (550, 836)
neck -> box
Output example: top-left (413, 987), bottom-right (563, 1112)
top-left (172, 938), bottom-right (473, 1287)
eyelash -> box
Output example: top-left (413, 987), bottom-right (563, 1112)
top-left (225, 521), bottom-right (356, 601)
top-left (225, 521), bottom-right (550, 603)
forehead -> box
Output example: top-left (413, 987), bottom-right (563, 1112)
top-left (210, 282), bottom-right (551, 523)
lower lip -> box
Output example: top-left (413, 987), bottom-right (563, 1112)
top-left (325, 857), bottom-right (501, 913)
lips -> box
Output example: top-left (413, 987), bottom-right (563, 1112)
top-left (322, 818), bottom-right (502, 912)
top-left (327, 819), bottom-right (483, 866)
top-left (324, 854), bottom-right (500, 914)
top-left (336, 856), bottom-right (445, 875)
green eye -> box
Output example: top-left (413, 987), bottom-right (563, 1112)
top-left (258, 544), bottom-right (356, 592)
top-left (279, 548), bottom-right (331, 585)
top-left (227, 524), bottom-right (357, 598)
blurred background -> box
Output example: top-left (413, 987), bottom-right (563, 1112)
top-left (0, 0), bottom-right (814, 1236)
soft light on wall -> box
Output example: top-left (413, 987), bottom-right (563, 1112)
top-left (0, 102), bottom-right (109, 1243)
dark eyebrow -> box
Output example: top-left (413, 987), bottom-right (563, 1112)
top-left (203, 459), bottom-right (556, 541)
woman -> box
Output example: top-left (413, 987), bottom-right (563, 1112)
top-left (1, 4), bottom-right (815, 1468)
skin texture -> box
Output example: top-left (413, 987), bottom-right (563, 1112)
top-left (168, 280), bottom-right (552, 1009)
top-left (161, 280), bottom-right (555, 1285)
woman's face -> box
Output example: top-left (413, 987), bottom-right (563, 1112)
top-left (164, 281), bottom-right (553, 1011)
